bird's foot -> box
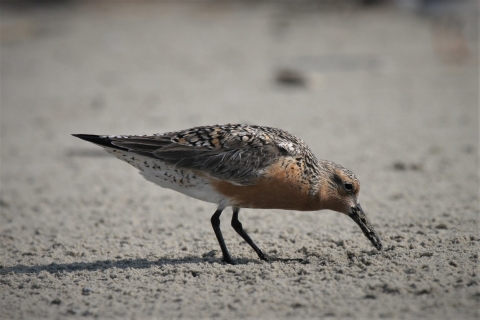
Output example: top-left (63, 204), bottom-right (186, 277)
top-left (221, 256), bottom-right (236, 265)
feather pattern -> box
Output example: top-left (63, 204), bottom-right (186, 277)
top-left (100, 124), bottom-right (324, 189)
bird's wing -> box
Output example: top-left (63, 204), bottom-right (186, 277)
top-left (105, 124), bottom-right (299, 185)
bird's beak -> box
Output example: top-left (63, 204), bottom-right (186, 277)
top-left (348, 203), bottom-right (383, 251)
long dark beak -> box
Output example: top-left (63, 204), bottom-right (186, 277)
top-left (349, 203), bottom-right (383, 251)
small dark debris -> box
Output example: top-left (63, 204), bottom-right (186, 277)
top-left (50, 242), bottom-right (63, 249)
top-left (335, 239), bottom-right (345, 247)
top-left (276, 68), bottom-right (306, 86)
top-left (364, 294), bottom-right (376, 299)
top-left (404, 268), bottom-right (416, 274)
top-left (467, 280), bottom-right (478, 287)
top-left (360, 257), bottom-right (372, 266)
top-left (297, 269), bottom-right (309, 275)
top-left (381, 284), bottom-right (400, 294)
top-left (420, 252), bottom-right (434, 257)
top-left (416, 289), bottom-right (431, 295)
top-left (449, 260), bottom-right (458, 267)
top-left (393, 162), bottom-right (406, 170)
top-left (390, 193), bottom-right (404, 200)
top-left (0, 199), bottom-right (10, 208)
top-left (94, 218), bottom-right (105, 227)
top-left (82, 287), bottom-right (93, 296)
top-left (65, 251), bottom-right (77, 257)
top-left (391, 234), bottom-right (404, 241)
top-left (393, 161), bottom-right (423, 171)
top-left (436, 223), bottom-right (448, 229)
top-left (31, 283), bottom-right (41, 290)
top-left (291, 302), bottom-right (304, 309)
top-left (82, 310), bottom-right (94, 317)
top-left (202, 250), bottom-right (217, 258)
top-left (51, 298), bottom-right (61, 305)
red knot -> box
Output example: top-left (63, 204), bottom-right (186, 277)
top-left (73, 124), bottom-right (382, 264)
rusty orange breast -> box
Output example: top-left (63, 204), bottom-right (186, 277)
top-left (209, 159), bottom-right (322, 211)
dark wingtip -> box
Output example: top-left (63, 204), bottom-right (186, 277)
top-left (71, 134), bottom-right (99, 140)
top-left (72, 134), bottom-right (116, 148)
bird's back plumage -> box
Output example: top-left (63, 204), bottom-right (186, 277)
top-left (75, 124), bottom-right (323, 184)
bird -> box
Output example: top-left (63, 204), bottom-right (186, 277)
top-left (73, 124), bottom-right (382, 264)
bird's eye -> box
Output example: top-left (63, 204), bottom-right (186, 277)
top-left (344, 183), bottom-right (353, 191)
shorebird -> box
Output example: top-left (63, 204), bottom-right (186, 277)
top-left (73, 124), bottom-right (382, 264)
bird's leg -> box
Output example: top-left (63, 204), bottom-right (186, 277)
top-left (211, 208), bottom-right (234, 264)
top-left (231, 207), bottom-right (269, 261)
top-left (231, 207), bottom-right (308, 264)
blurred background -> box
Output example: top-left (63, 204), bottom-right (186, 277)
top-left (1, 0), bottom-right (477, 199)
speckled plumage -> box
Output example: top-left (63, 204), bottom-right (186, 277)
top-left (108, 124), bottom-right (324, 188)
top-left (73, 124), bottom-right (381, 264)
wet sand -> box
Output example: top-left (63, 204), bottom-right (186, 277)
top-left (0, 3), bottom-right (478, 319)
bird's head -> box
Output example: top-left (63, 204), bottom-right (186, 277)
top-left (319, 163), bottom-right (383, 251)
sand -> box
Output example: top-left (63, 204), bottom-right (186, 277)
top-left (0, 2), bottom-right (478, 319)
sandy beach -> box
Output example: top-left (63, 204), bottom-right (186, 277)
top-left (0, 2), bottom-right (478, 319)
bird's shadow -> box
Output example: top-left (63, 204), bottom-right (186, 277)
top-left (0, 256), bottom-right (268, 275)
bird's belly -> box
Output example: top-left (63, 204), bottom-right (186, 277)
top-left (104, 148), bottom-right (226, 205)
top-left (209, 178), bottom-right (318, 210)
